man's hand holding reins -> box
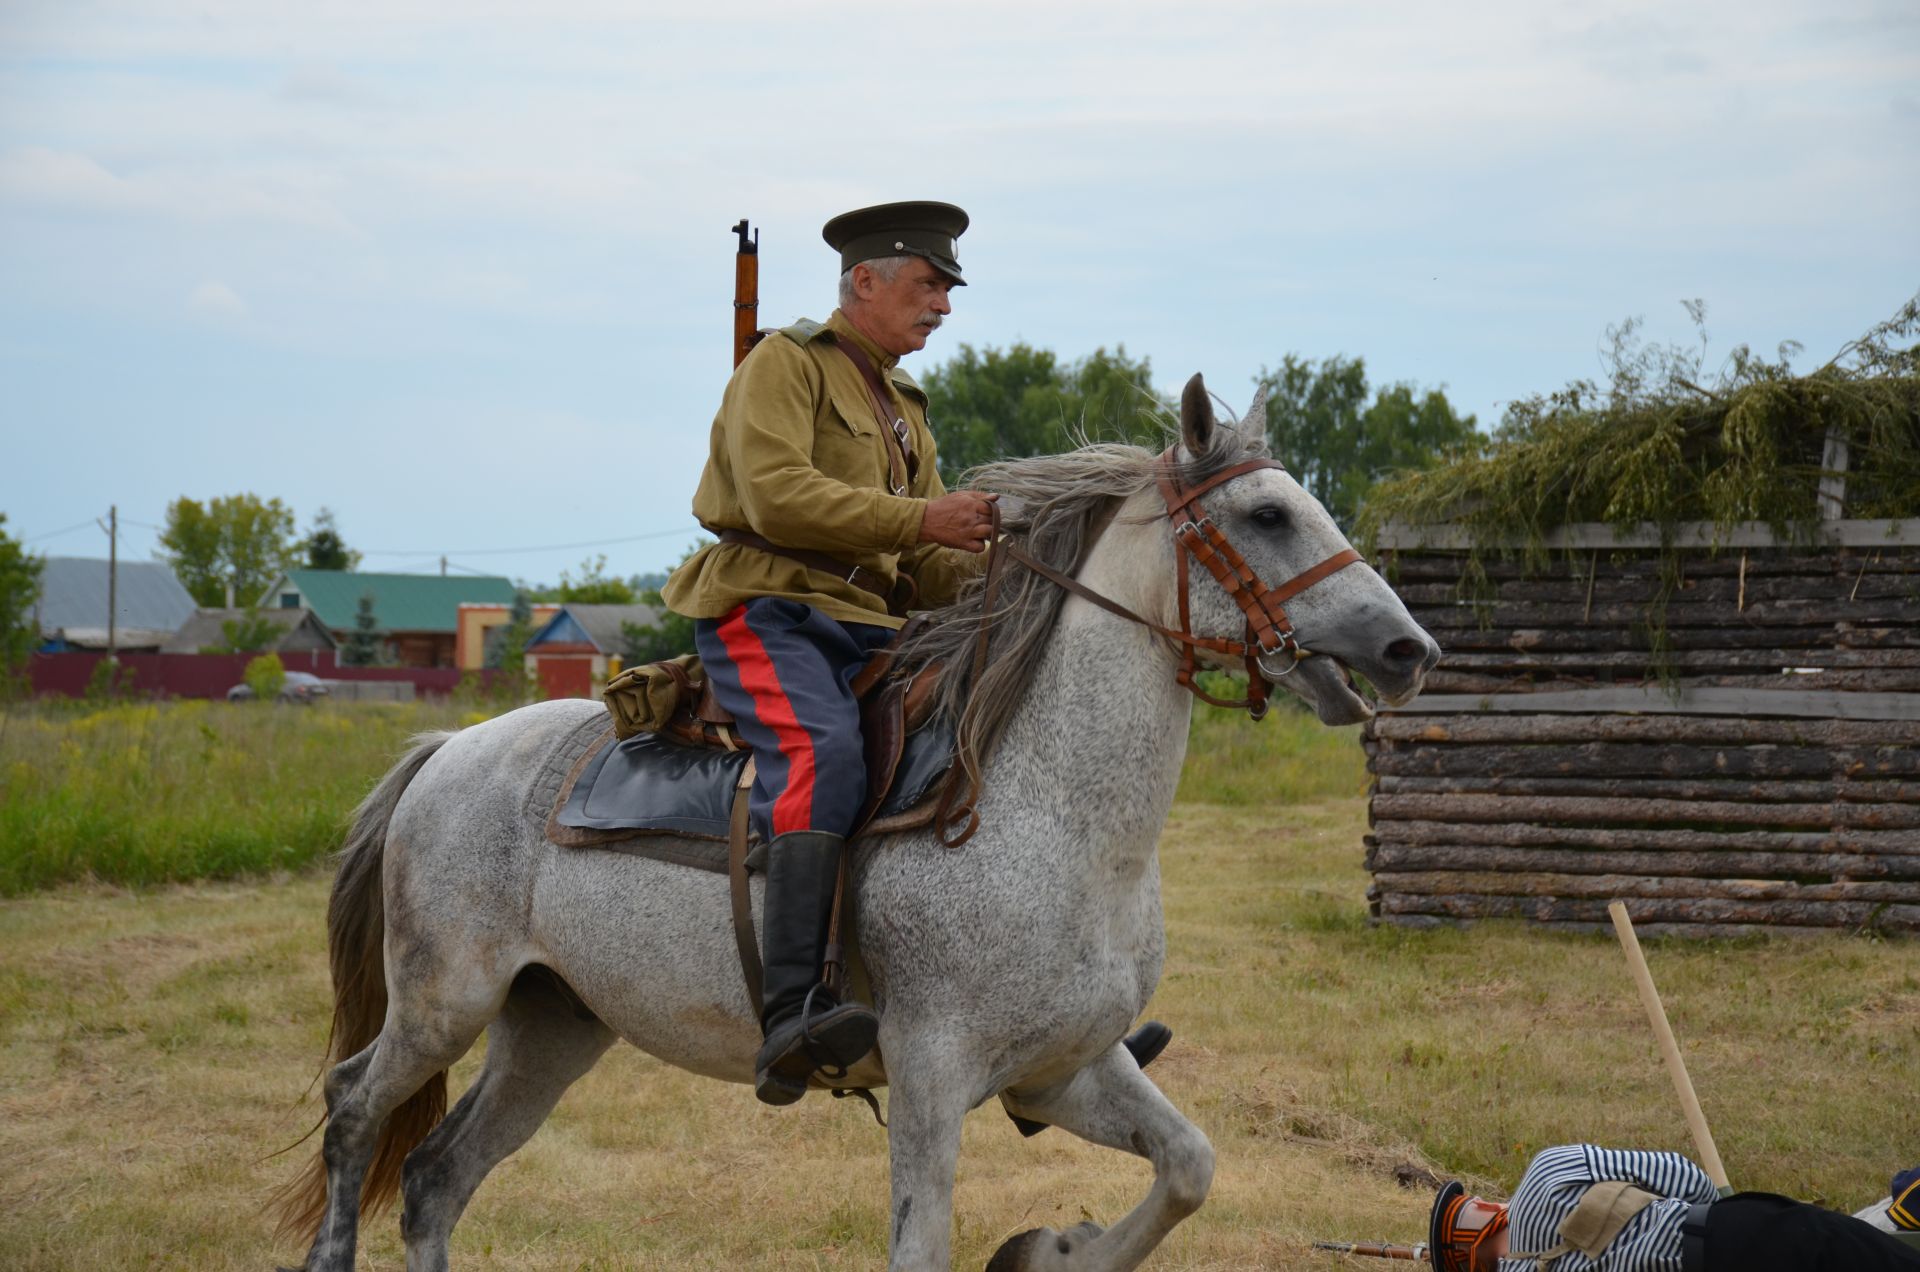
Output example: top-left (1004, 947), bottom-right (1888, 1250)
top-left (920, 491), bottom-right (999, 553)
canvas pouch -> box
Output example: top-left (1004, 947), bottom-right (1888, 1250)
top-left (1509, 1180), bottom-right (1661, 1267)
top-left (603, 654), bottom-right (703, 740)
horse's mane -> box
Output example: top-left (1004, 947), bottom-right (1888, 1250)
top-left (897, 415), bottom-right (1271, 785)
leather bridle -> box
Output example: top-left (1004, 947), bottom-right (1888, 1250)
top-left (1002, 448), bottom-right (1363, 721)
top-left (936, 447), bottom-right (1363, 845)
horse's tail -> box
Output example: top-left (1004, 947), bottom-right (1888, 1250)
top-left (271, 730), bottom-right (456, 1244)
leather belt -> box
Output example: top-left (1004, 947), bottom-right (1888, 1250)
top-left (717, 528), bottom-right (892, 602)
top-left (1679, 1200), bottom-right (1713, 1272)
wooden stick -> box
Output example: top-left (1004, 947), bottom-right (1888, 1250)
top-left (1607, 900), bottom-right (1731, 1190)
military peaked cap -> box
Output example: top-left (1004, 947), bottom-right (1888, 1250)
top-left (822, 200), bottom-right (968, 285)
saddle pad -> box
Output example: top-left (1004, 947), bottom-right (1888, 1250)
top-left (552, 715), bottom-right (957, 845)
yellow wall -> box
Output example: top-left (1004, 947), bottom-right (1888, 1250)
top-left (454, 603), bottom-right (561, 670)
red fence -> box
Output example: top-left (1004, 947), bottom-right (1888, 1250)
top-left (28, 651), bottom-right (494, 700)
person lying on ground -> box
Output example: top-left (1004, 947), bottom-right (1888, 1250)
top-left (1426, 1143), bottom-right (1920, 1272)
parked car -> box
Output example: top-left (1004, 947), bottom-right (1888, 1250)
top-left (226, 670), bottom-right (333, 704)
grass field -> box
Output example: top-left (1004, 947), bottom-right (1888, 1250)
top-left (0, 699), bottom-right (1914, 1268)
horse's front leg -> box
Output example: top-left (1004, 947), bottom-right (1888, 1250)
top-left (883, 1026), bottom-right (985, 1272)
top-left (991, 1043), bottom-right (1214, 1271)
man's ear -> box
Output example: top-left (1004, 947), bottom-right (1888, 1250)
top-left (848, 261), bottom-right (873, 301)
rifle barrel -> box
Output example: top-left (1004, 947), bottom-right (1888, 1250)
top-left (1311, 1239), bottom-right (1428, 1260)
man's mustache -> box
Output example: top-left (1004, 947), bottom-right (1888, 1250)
top-left (916, 312), bottom-right (943, 329)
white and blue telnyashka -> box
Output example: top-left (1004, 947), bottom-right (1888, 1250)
top-left (1498, 1144), bottom-right (1720, 1272)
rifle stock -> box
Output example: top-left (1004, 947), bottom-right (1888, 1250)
top-left (732, 218), bottom-right (759, 368)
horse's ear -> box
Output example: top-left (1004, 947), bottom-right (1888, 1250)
top-left (1180, 373), bottom-right (1214, 455)
top-left (1242, 384), bottom-right (1269, 437)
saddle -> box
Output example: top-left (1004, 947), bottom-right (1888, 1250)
top-left (549, 617), bottom-right (952, 853)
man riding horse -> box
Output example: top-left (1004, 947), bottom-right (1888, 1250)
top-left (660, 200), bottom-right (997, 1105)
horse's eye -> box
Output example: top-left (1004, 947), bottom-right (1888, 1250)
top-left (1251, 507), bottom-right (1289, 531)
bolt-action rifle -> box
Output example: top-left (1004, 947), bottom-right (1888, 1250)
top-left (731, 218), bottom-right (760, 368)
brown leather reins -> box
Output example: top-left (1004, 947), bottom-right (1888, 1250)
top-left (933, 448), bottom-right (1363, 844)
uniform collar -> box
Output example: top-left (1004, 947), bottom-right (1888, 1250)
top-left (827, 309), bottom-right (899, 373)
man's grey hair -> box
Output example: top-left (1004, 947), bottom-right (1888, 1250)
top-left (838, 254), bottom-right (915, 307)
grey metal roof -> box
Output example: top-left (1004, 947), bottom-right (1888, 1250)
top-left (162, 608), bottom-right (340, 654)
top-left (34, 557), bottom-right (197, 638)
top-left (543, 603), bottom-right (661, 654)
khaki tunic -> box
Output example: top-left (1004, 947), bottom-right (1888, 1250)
top-left (662, 309), bottom-right (976, 630)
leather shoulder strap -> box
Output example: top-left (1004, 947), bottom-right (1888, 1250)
top-left (834, 340), bottom-right (915, 494)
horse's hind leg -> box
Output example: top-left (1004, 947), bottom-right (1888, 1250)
top-left (399, 970), bottom-right (616, 1272)
top-left (305, 1016), bottom-right (492, 1272)
top-left (991, 1045), bottom-right (1213, 1271)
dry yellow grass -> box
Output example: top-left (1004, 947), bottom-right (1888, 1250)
top-left (1, 801), bottom-right (1915, 1269)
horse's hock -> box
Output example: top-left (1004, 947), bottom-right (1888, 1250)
top-left (1363, 517), bottom-right (1920, 937)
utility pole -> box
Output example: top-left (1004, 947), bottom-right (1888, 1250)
top-left (107, 505), bottom-right (118, 660)
top-left (440, 555), bottom-right (447, 577)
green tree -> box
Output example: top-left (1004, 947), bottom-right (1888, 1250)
top-left (619, 543), bottom-right (704, 664)
top-left (342, 592), bottom-right (384, 667)
top-left (1256, 355), bottom-right (1478, 530)
top-left (535, 554), bottom-right (636, 604)
top-left (489, 588), bottom-right (535, 680)
top-left (922, 343), bottom-right (1167, 484)
top-left (0, 514), bottom-right (45, 685)
top-left (302, 507), bottom-right (361, 571)
top-left (158, 494), bottom-right (299, 607)
top-left (206, 607), bottom-right (279, 654)
top-left (243, 652), bottom-right (287, 701)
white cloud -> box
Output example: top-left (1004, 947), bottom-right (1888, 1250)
top-left (186, 280), bottom-right (246, 318)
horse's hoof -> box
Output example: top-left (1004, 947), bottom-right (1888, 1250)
top-left (985, 1221), bottom-right (1104, 1271)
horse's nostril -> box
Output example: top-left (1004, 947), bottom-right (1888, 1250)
top-left (1384, 637), bottom-right (1425, 666)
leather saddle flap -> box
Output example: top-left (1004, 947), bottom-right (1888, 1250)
top-left (553, 713), bottom-right (956, 844)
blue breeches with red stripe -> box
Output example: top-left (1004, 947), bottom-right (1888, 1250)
top-left (693, 598), bottom-right (894, 843)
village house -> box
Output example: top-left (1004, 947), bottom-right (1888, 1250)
top-left (258, 569), bottom-right (518, 669)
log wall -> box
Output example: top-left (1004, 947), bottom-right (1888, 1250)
top-left (1363, 520), bottom-right (1920, 936)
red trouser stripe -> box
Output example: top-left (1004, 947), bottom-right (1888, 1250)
top-left (716, 606), bottom-right (817, 835)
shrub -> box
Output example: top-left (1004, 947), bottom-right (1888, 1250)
top-left (243, 653), bottom-right (287, 702)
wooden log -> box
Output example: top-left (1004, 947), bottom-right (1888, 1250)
top-left (1373, 870), bottom-right (1920, 904)
top-left (1373, 891), bottom-right (1920, 930)
top-left (1417, 670), bottom-right (1920, 696)
top-left (1368, 714), bottom-right (1920, 747)
top-left (1364, 842), bottom-right (1920, 881)
top-left (1387, 687), bottom-right (1920, 720)
top-left (1363, 820), bottom-right (1920, 854)
top-left (1372, 915), bottom-right (1869, 939)
top-left (1411, 596), bottom-right (1919, 630)
top-left (1372, 519), bottom-right (1920, 552)
top-left (1371, 776), bottom-right (1920, 805)
top-left (1392, 574), bottom-right (1920, 607)
top-left (1384, 552), bottom-right (1919, 584)
top-left (1424, 649), bottom-right (1920, 672)
top-left (1368, 743), bottom-right (1920, 781)
top-left (1424, 626), bottom-right (1920, 653)
top-left (1370, 792), bottom-right (1920, 829)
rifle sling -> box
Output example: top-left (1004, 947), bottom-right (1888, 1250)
top-left (834, 339), bottom-right (917, 495)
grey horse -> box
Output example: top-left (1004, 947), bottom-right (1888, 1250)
top-left (274, 376), bottom-right (1440, 1271)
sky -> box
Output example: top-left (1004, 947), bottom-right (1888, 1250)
top-left (4, 0), bottom-right (1917, 587)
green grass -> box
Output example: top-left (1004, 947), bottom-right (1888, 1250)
top-left (0, 699), bottom-right (474, 894)
top-left (0, 802), bottom-right (1912, 1269)
top-left (1177, 698), bottom-right (1369, 805)
top-left (0, 696), bottom-right (1360, 895)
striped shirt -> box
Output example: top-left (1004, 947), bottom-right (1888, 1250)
top-left (1498, 1144), bottom-right (1720, 1272)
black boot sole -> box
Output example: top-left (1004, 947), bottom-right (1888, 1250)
top-left (754, 1002), bottom-right (879, 1107)
top-left (1008, 1020), bottom-right (1174, 1137)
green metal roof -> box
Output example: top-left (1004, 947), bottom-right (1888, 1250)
top-left (272, 570), bottom-right (517, 633)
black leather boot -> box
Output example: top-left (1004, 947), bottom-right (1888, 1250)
top-left (753, 830), bottom-right (879, 1106)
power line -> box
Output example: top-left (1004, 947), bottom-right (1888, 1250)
top-left (358, 526), bottom-right (702, 558)
top-left (23, 517), bottom-right (108, 544)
